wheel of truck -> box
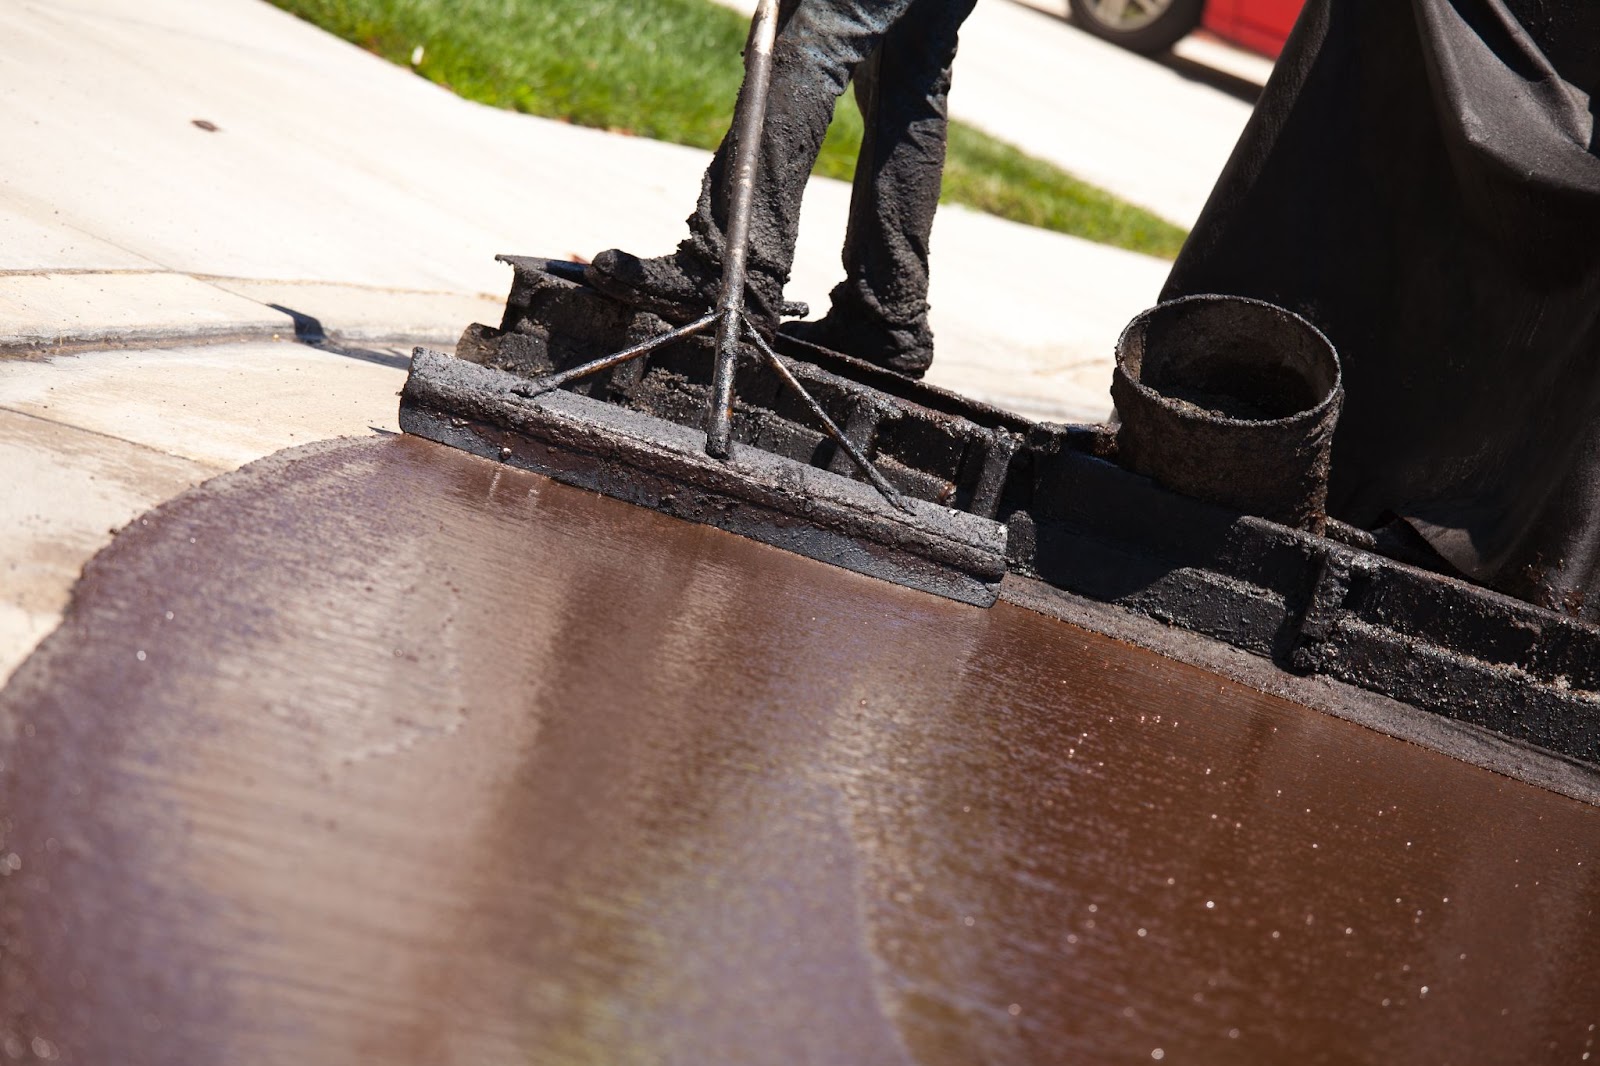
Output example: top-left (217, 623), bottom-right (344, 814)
top-left (1066, 0), bottom-right (1206, 55)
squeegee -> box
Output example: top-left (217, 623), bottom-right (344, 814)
top-left (398, 0), bottom-right (1009, 606)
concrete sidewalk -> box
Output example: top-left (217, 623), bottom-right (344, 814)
top-left (1, 0), bottom-right (1180, 682)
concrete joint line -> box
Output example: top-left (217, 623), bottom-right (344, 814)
top-left (0, 267), bottom-right (175, 278)
top-left (0, 403), bottom-right (230, 471)
top-left (195, 274), bottom-right (500, 301)
top-left (0, 325), bottom-right (291, 361)
top-left (0, 268), bottom-right (491, 302)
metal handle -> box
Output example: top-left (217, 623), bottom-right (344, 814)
top-left (704, 0), bottom-right (779, 459)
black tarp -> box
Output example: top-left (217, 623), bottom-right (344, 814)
top-left (1163, 0), bottom-right (1600, 618)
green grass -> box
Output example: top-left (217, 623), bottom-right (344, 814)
top-left (271, 0), bottom-right (1187, 258)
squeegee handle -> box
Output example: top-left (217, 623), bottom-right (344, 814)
top-left (706, 0), bottom-right (779, 459)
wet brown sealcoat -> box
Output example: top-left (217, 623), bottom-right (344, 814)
top-left (1, 435), bottom-right (1597, 1064)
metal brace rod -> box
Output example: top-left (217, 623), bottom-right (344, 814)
top-left (512, 312), bottom-right (720, 398)
top-left (743, 320), bottom-right (913, 514)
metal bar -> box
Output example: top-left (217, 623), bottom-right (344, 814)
top-left (512, 312), bottom-right (719, 398)
top-left (705, 0), bottom-right (779, 459)
top-left (743, 319), bottom-right (913, 514)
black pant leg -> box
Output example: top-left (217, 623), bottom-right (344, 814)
top-left (682, 0), bottom-right (919, 319)
top-left (831, 0), bottom-right (978, 333)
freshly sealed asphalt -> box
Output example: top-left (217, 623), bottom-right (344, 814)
top-left (3, 436), bottom-right (1594, 1064)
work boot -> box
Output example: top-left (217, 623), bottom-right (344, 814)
top-left (584, 246), bottom-right (719, 324)
top-left (585, 246), bottom-right (784, 340)
top-left (782, 310), bottom-right (935, 379)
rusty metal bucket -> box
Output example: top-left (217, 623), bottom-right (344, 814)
top-left (1110, 294), bottom-right (1342, 532)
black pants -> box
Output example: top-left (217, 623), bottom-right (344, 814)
top-left (684, 0), bottom-right (979, 330)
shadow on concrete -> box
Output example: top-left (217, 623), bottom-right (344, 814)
top-left (268, 304), bottom-right (415, 371)
top-left (1155, 51), bottom-right (1265, 106)
top-left (1028, 3), bottom-right (1267, 107)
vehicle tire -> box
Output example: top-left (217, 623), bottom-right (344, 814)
top-left (1066, 0), bottom-right (1205, 55)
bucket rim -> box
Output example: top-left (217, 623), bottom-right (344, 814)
top-left (1114, 293), bottom-right (1343, 429)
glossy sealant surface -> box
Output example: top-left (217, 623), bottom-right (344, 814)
top-left (1, 435), bottom-right (1596, 1065)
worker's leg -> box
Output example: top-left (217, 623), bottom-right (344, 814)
top-left (788, 0), bottom-right (977, 375)
top-left (587, 0), bottom-right (918, 333)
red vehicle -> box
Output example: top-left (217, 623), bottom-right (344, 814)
top-left (1067, 0), bottom-right (1303, 58)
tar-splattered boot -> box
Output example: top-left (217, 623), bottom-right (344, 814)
top-left (783, 304), bottom-right (935, 379)
top-left (585, 244), bottom-right (786, 341)
top-left (584, 245), bottom-right (721, 325)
